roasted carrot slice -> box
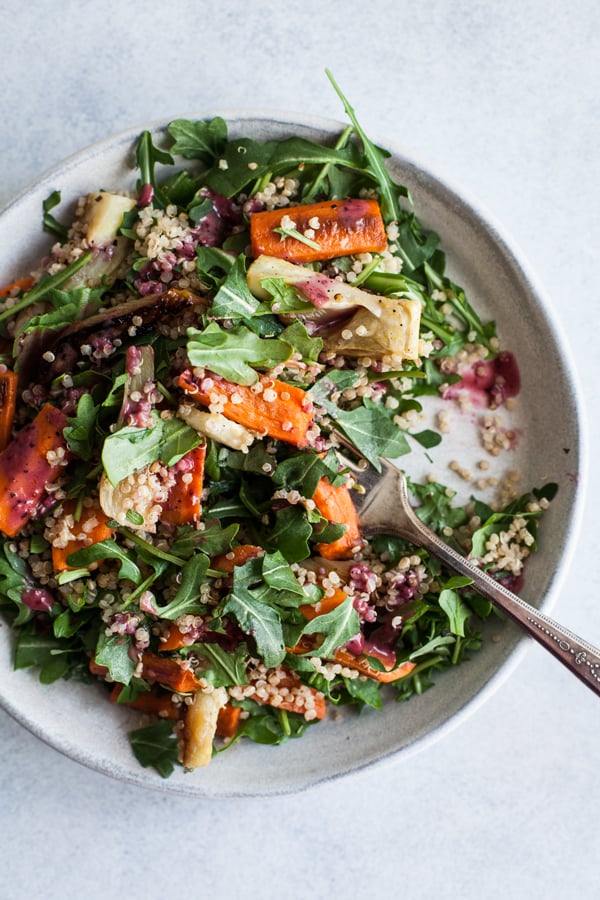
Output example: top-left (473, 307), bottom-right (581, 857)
top-left (216, 703), bottom-right (242, 738)
top-left (160, 443), bottom-right (207, 526)
top-left (250, 199), bottom-right (388, 264)
top-left (0, 369), bottom-right (18, 452)
top-left (51, 498), bottom-right (114, 572)
top-left (313, 475), bottom-right (362, 559)
top-left (0, 276), bottom-right (34, 298)
top-left (141, 652), bottom-right (202, 693)
top-left (332, 649), bottom-right (416, 683)
top-left (0, 403), bottom-right (71, 538)
top-left (179, 369), bottom-right (314, 448)
top-left (109, 684), bottom-right (180, 719)
top-left (212, 544), bottom-right (263, 573)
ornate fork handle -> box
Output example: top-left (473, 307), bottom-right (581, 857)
top-left (359, 464), bottom-right (600, 698)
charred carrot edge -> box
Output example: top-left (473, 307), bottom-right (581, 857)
top-left (0, 403), bottom-right (71, 538)
top-left (160, 443), bottom-right (207, 526)
top-left (212, 544), bottom-right (263, 573)
top-left (288, 636), bottom-right (415, 684)
top-left (0, 276), bottom-right (34, 299)
top-left (141, 651), bottom-right (202, 693)
top-left (51, 499), bottom-right (114, 572)
top-left (109, 684), bottom-right (180, 720)
top-left (179, 370), bottom-right (314, 448)
top-left (216, 703), bottom-right (242, 738)
top-left (299, 586), bottom-right (348, 621)
top-left (250, 198), bottom-right (388, 263)
top-left (313, 475), bottom-right (362, 559)
top-left (332, 650), bottom-right (416, 684)
top-left (0, 369), bottom-right (18, 452)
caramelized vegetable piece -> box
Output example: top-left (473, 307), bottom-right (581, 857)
top-left (216, 703), bottom-right (242, 739)
top-left (179, 369), bottom-right (314, 448)
top-left (0, 276), bottom-right (35, 298)
top-left (0, 404), bottom-right (71, 538)
top-left (253, 669), bottom-right (326, 720)
top-left (313, 475), bottom-right (362, 559)
top-left (0, 369), bottom-right (18, 452)
top-left (181, 686), bottom-right (228, 768)
top-left (160, 443), bottom-right (207, 526)
top-left (51, 499), bottom-right (114, 572)
top-left (109, 684), bottom-right (180, 720)
top-left (250, 199), bottom-right (388, 263)
top-left (212, 544), bottom-right (263, 573)
top-left (141, 652), bottom-right (202, 693)
top-left (332, 650), bottom-right (416, 684)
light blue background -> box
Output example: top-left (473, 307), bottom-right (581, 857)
top-left (1, 2), bottom-right (598, 897)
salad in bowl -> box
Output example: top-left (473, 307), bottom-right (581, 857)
top-left (0, 74), bottom-right (567, 782)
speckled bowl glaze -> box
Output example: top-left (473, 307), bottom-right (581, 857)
top-left (0, 112), bottom-right (586, 797)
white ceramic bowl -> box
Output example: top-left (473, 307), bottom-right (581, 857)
top-left (0, 112), bottom-right (585, 797)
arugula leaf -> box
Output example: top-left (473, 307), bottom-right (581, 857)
top-left (438, 588), bottom-right (472, 637)
top-left (64, 393), bottom-right (99, 461)
top-left (67, 540), bottom-right (142, 584)
top-left (0, 252), bottom-right (92, 326)
top-left (272, 449), bottom-right (343, 498)
top-left (154, 553), bottom-right (209, 620)
top-left (191, 642), bottom-right (249, 688)
top-left (342, 675), bottom-right (383, 709)
top-left (326, 69), bottom-right (405, 223)
top-left (0, 542), bottom-right (35, 625)
top-left (300, 595), bottom-right (360, 658)
top-left (18, 285), bottom-right (105, 337)
top-left (42, 190), bottom-right (69, 241)
top-left (168, 117), bottom-right (228, 163)
top-left (334, 401), bottom-right (411, 470)
top-left (130, 720), bottom-right (180, 778)
top-left (95, 630), bottom-right (136, 685)
top-left (195, 246), bottom-right (235, 289)
top-left (271, 505), bottom-right (312, 563)
top-left (186, 322), bottom-right (293, 386)
top-left (279, 320), bottom-right (323, 362)
top-left (209, 255), bottom-right (261, 319)
top-left (222, 560), bottom-right (286, 667)
top-left (135, 130), bottom-right (174, 207)
top-left (101, 411), bottom-right (201, 485)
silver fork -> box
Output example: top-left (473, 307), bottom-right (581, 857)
top-left (350, 456), bottom-right (600, 698)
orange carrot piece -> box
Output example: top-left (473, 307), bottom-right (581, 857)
top-left (313, 475), bottom-right (362, 559)
top-left (160, 443), bottom-right (207, 526)
top-left (0, 275), bottom-right (34, 298)
top-left (0, 403), bottom-right (71, 538)
top-left (141, 652), bottom-right (202, 693)
top-left (299, 586), bottom-right (348, 621)
top-left (51, 499), bottom-right (114, 572)
top-left (0, 369), bottom-right (18, 452)
top-left (332, 650), bottom-right (416, 684)
top-left (288, 635), bottom-right (415, 684)
top-left (212, 544), bottom-right (263, 573)
top-left (216, 703), bottom-right (242, 738)
top-left (179, 369), bottom-right (314, 448)
top-left (109, 684), bottom-right (180, 719)
top-left (250, 199), bottom-right (388, 263)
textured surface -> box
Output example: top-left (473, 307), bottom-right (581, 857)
top-left (1, 0), bottom-right (599, 896)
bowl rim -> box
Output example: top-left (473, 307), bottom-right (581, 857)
top-left (0, 108), bottom-right (588, 796)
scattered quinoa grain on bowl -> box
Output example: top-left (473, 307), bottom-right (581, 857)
top-left (0, 73), bottom-right (555, 778)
